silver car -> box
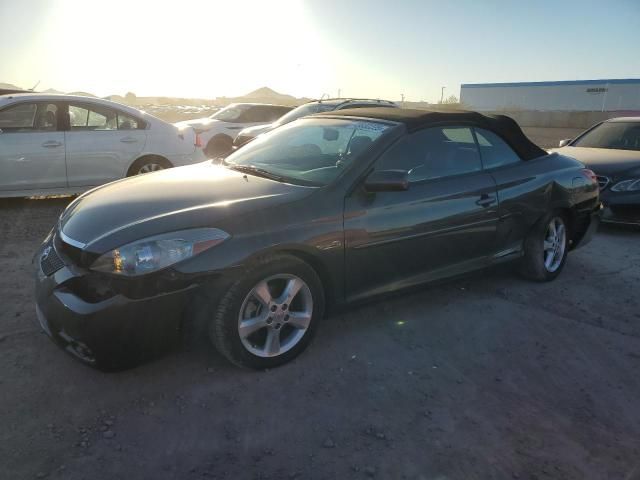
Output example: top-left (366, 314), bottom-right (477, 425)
top-left (0, 93), bottom-right (206, 198)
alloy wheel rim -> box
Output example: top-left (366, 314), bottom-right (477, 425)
top-left (238, 274), bottom-right (313, 358)
top-left (138, 163), bottom-right (165, 174)
top-left (543, 217), bottom-right (566, 272)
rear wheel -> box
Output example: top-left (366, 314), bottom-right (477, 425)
top-left (209, 255), bottom-right (325, 369)
top-left (520, 212), bottom-right (569, 281)
top-left (127, 156), bottom-right (172, 176)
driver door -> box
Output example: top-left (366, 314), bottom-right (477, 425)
top-left (344, 126), bottom-right (499, 302)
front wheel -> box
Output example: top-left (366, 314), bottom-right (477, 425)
top-left (520, 212), bottom-right (569, 281)
top-left (209, 255), bottom-right (325, 369)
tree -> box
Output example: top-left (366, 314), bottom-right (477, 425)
top-left (439, 95), bottom-right (459, 104)
top-left (124, 92), bottom-right (137, 104)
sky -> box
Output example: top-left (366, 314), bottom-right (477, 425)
top-left (0, 0), bottom-right (638, 102)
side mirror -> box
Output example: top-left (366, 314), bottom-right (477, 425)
top-left (558, 138), bottom-right (572, 147)
top-left (364, 169), bottom-right (409, 192)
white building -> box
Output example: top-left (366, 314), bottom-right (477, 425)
top-left (460, 79), bottom-right (640, 112)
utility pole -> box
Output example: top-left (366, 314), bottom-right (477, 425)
top-left (400, 93), bottom-right (405, 107)
top-left (440, 86), bottom-right (446, 104)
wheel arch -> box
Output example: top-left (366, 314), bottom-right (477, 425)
top-left (526, 179), bottom-right (582, 245)
top-left (126, 154), bottom-right (173, 176)
top-left (529, 201), bottom-right (580, 249)
top-left (206, 133), bottom-right (233, 148)
top-left (242, 244), bottom-right (340, 310)
top-left (205, 134), bottom-right (234, 157)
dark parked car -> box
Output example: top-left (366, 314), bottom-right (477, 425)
top-left (232, 98), bottom-right (398, 149)
top-left (554, 117), bottom-right (640, 225)
top-left (34, 108), bottom-right (600, 370)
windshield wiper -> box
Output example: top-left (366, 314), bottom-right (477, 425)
top-left (227, 164), bottom-right (287, 182)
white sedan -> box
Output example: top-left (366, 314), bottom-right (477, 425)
top-left (0, 93), bottom-right (206, 198)
top-left (175, 103), bottom-right (292, 157)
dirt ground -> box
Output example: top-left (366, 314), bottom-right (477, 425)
top-left (1, 197), bottom-right (639, 480)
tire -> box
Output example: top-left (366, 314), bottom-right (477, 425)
top-left (205, 136), bottom-right (233, 158)
top-left (520, 211), bottom-right (569, 282)
top-left (127, 156), bottom-right (172, 176)
top-left (209, 254), bottom-right (325, 369)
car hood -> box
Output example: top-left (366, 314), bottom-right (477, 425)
top-left (240, 123), bottom-right (274, 136)
top-left (59, 162), bottom-right (314, 253)
top-left (553, 146), bottom-right (640, 176)
top-left (174, 117), bottom-right (220, 130)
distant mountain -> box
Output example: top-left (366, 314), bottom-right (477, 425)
top-left (0, 82), bottom-right (23, 90)
top-left (2, 82), bottom-right (314, 107)
top-left (67, 91), bottom-right (97, 97)
top-left (243, 87), bottom-right (284, 98)
top-left (239, 86), bottom-right (300, 105)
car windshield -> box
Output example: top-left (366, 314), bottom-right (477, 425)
top-left (573, 122), bottom-right (640, 151)
top-left (224, 117), bottom-right (394, 186)
top-left (271, 103), bottom-right (337, 127)
top-left (209, 105), bottom-right (247, 121)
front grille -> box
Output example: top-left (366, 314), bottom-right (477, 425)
top-left (40, 238), bottom-right (65, 276)
top-left (596, 175), bottom-right (610, 190)
top-left (56, 235), bottom-right (84, 266)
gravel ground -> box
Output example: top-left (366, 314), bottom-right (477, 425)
top-left (1, 197), bottom-right (639, 480)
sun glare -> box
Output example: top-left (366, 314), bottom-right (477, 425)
top-left (38, 0), bottom-right (331, 98)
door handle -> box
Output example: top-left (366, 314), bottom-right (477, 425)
top-left (475, 194), bottom-right (496, 208)
top-left (42, 140), bottom-right (63, 148)
top-left (120, 137), bottom-right (138, 143)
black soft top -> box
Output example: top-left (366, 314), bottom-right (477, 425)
top-left (317, 107), bottom-right (546, 160)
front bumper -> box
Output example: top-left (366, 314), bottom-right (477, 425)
top-left (34, 241), bottom-right (193, 370)
top-left (598, 190), bottom-right (640, 225)
top-left (601, 205), bottom-right (640, 225)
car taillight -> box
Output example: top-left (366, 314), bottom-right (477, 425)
top-left (582, 169), bottom-right (597, 184)
top-left (195, 133), bottom-right (203, 148)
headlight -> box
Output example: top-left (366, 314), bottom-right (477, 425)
top-left (91, 228), bottom-right (229, 276)
top-left (611, 178), bottom-right (640, 192)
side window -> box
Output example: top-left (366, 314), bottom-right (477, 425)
top-left (69, 104), bottom-right (120, 131)
top-left (377, 126), bottom-right (482, 182)
top-left (88, 110), bottom-right (111, 129)
top-left (263, 107), bottom-right (288, 122)
top-left (254, 106), bottom-right (273, 122)
top-left (69, 105), bottom-right (89, 128)
top-left (0, 103), bottom-right (58, 132)
top-left (474, 128), bottom-right (521, 169)
top-left (117, 113), bottom-right (140, 130)
top-left (237, 106), bottom-right (262, 123)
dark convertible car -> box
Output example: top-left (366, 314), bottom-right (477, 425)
top-left (34, 108), bottom-right (600, 370)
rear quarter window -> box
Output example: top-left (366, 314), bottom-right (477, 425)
top-left (474, 128), bottom-right (521, 169)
